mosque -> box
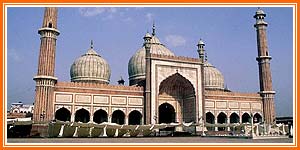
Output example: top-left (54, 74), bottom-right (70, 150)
top-left (32, 7), bottom-right (276, 134)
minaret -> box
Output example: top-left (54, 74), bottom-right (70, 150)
top-left (144, 32), bottom-right (152, 124)
top-left (197, 39), bottom-right (206, 124)
top-left (254, 8), bottom-right (276, 124)
top-left (33, 7), bottom-right (60, 123)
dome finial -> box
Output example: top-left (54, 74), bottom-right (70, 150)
top-left (90, 40), bottom-right (94, 49)
top-left (152, 21), bottom-right (156, 36)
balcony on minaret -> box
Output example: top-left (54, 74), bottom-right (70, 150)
top-left (256, 55), bottom-right (272, 61)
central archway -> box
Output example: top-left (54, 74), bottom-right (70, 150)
top-left (158, 73), bottom-right (196, 123)
top-left (159, 103), bottom-right (175, 123)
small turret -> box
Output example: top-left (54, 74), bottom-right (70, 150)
top-left (197, 39), bottom-right (205, 63)
top-left (117, 76), bottom-right (125, 85)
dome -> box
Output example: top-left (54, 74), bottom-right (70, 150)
top-left (70, 45), bottom-right (111, 84)
top-left (204, 61), bottom-right (225, 90)
top-left (198, 39), bottom-right (205, 46)
top-left (128, 35), bottom-right (175, 85)
top-left (255, 8), bottom-right (266, 15)
top-left (254, 8), bottom-right (266, 18)
top-left (128, 35), bottom-right (175, 84)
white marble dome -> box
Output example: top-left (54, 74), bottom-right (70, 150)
top-left (204, 61), bottom-right (225, 90)
top-left (128, 34), bottom-right (175, 84)
top-left (70, 46), bottom-right (111, 84)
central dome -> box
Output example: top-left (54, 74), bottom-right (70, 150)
top-left (70, 43), bottom-right (111, 84)
top-left (128, 33), bottom-right (175, 85)
top-left (204, 61), bottom-right (225, 90)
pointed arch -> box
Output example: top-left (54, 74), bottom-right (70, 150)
top-left (242, 113), bottom-right (251, 123)
top-left (93, 109), bottom-right (108, 124)
top-left (159, 73), bottom-right (195, 97)
top-left (206, 112), bottom-right (215, 131)
top-left (55, 107), bottom-right (71, 121)
top-left (75, 108), bottom-right (90, 123)
top-left (158, 73), bottom-right (196, 123)
top-left (128, 110), bottom-right (142, 125)
top-left (159, 103), bottom-right (175, 124)
top-left (253, 113), bottom-right (263, 123)
top-left (112, 110), bottom-right (125, 125)
top-left (217, 112), bottom-right (227, 131)
top-left (230, 113), bottom-right (240, 123)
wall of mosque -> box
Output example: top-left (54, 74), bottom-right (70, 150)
top-left (52, 82), bottom-right (144, 124)
top-left (204, 90), bottom-right (263, 126)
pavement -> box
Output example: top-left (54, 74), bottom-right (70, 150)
top-left (6, 136), bottom-right (293, 145)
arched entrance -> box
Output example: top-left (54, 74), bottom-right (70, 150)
top-left (93, 109), bottom-right (108, 124)
top-left (128, 110), bottom-right (142, 125)
top-left (112, 110), bottom-right (125, 125)
top-left (206, 112), bottom-right (215, 131)
top-left (230, 113), bottom-right (240, 123)
top-left (217, 112), bottom-right (227, 131)
top-left (55, 107), bottom-right (71, 121)
top-left (159, 103), bottom-right (175, 123)
top-left (158, 73), bottom-right (196, 123)
top-left (75, 108), bottom-right (90, 123)
top-left (242, 113), bottom-right (251, 123)
top-left (229, 112), bottom-right (239, 132)
top-left (253, 113), bottom-right (262, 123)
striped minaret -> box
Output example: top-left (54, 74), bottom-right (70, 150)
top-left (197, 39), bottom-right (205, 125)
top-left (254, 8), bottom-right (276, 124)
top-left (144, 32), bottom-right (152, 124)
top-left (33, 7), bottom-right (60, 123)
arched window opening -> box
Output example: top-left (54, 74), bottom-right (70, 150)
top-left (217, 112), bottom-right (227, 131)
top-left (230, 113), bottom-right (240, 123)
top-left (242, 113), bottom-right (251, 123)
top-left (75, 108), bottom-right (90, 123)
top-left (48, 22), bottom-right (53, 28)
top-left (111, 110), bottom-right (125, 125)
top-left (128, 110), bottom-right (142, 125)
top-left (55, 107), bottom-right (71, 121)
top-left (253, 113), bottom-right (263, 123)
top-left (206, 112), bottom-right (215, 131)
top-left (93, 109), bottom-right (108, 124)
top-left (159, 103), bottom-right (175, 124)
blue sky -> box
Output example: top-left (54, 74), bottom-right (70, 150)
top-left (6, 6), bottom-right (294, 117)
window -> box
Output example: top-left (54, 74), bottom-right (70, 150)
top-left (48, 22), bottom-right (53, 28)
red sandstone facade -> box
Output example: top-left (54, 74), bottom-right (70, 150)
top-left (33, 7), bottom-right (60, 122)
top-left (32, 7), bottom-right (275, 135)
